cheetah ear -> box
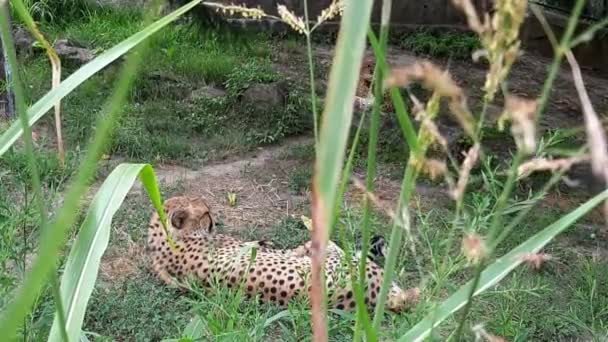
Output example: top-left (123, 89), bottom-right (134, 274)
top-left (202, 212), bottom-right (214, 233)
top-left (170, 209), bottom-right (188, 230)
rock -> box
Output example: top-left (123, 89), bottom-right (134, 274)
top-left (189, 86), bottom-right (227, 102)
top-left (53, 39), bottom-right (95, 64)
top-left (240, 82), bottom-right (288, 112)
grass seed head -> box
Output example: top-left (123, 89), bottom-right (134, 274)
top-left (462, 232), bottom-right (487, 264)
top-left (519, 252), bottom-right (553, 270)
top-left (277, 5), bottom-right (307, 34)
top-left (317, 0), bottom-right (344, 25)
top-left (499, 96), bottom-right (538, 155)
top-left (207, 3), bottom-right (266, 20)
top-left (387, 61), bottom-right (476, 137)
top-left (452, 0), bottom-right (528, 101)
top-left (517, 155), bottom-right (590, 178)
top-left (451, 143), bottom-right (480, 202)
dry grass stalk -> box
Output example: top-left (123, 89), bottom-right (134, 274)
top-left (517, 155), bottom-right (590, 178)
top-left (351, 177), bottom-right (397, 220)
top-left (422, 118), bottom-right (449, 151)
top-left (451, 143), bottom-right (480, 202)
top-left (310, 183), bottom-right (329, 342)
top-left (452, 0), bottom-right (528, 101)
top-left (21, 19), bottom-right (65, 164)
top-left (498, 96), bottom-right (538, 155)
top-left (530, 4), bottom-right (608, 232)
top-left (386, 61), bottom-right (476, 137)
top-left (564, 50), bottom-right (608, 232)
top-left (452, 0), bottom-right (486, 34)
top-left (386, 61), bottom-right (462, 99)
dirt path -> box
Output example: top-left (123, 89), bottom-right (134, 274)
top-left (101, 132), bottom-right (450, 233)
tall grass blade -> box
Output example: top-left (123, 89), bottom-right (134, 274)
top-left (47, 164), bottom-right (166, 341)
top-left (399, 188), bottom-right (608, 342)
top-left (310, 0), bottom-right (374, 340)
top-left (0, 0), bottom-right (203, 157)
top-left (0, 0), bottom-right (164, 335)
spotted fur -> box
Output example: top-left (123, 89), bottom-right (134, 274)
top-left (147, 195), bottom-right (412, 312)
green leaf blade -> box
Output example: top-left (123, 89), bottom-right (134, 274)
top-left (0, 0), bottom-right (203, 157)
top-left (47, 163), bottom-right (165, 342)
top-left (400, 188), bottom-right (608, 342)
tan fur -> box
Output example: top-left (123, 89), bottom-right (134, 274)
top-left (147, 195), bottom-right (411, 312)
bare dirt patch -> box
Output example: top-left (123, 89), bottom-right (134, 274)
top-left (128, 136), bottom-right (314, 230)
top-left (100, 240), bottom-right (143, 283)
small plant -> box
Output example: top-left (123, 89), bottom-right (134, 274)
top-left (227, 191), bottom-right (237, 207)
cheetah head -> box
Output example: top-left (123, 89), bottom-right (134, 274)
top-left (164, 196), bottom-right (215, 238)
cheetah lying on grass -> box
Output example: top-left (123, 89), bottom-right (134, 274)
top-left (146, 195), bottom-right (415, 312)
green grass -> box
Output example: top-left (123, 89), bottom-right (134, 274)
top-left (16, 7), bottom-right (311, 165)
top-left (1, 150), bottom-right (605, 341)
top-left (399, 29), bottom-right (481, 59)
top-left (2, 1), bottom-right (606, 341)
top-left (83, 272), bottom-right (192, 341)
top-left (70, 194), bottom-right (607, 341)
top-left (288, 167), bottom-right (312, 195)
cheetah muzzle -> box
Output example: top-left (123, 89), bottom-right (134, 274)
top-left (147, 195), bottom-right (415, 312)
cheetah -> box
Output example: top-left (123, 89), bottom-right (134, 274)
top-left (146, 195), bottom-right (415, 312)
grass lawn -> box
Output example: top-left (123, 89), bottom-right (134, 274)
top-left (1, 3), bottom-right (606, 341)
